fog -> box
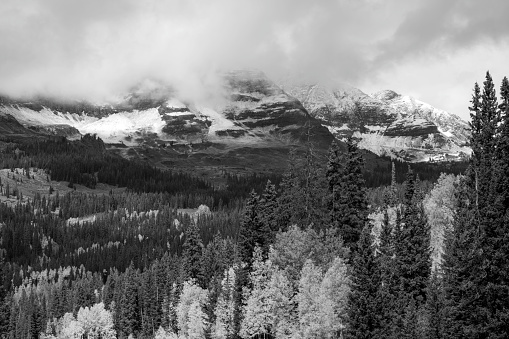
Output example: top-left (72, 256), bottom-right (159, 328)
top-left (1, 0), bottom-right (508, 118)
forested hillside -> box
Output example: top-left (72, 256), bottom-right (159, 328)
top-left (0, 72), bottom-right (508, 338)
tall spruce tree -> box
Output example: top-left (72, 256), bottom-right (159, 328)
top-left (277, 147), bottom-right (328, 229)
top-left (181, 221), bottom-right (204, 284)
top-left (376, 210), bottom-right (399, 339)
top-left (442, 172), bottom-right (479, 339)
top-left (346, 225), bottom-right (381, 339)
top-left (443, 72), bottom-right (509, 338)
top-left (260, 180), bottom-right (278, 239)
top-left (481, 74), bottom-right (509, 338)
top-left (425, 271), bottom-right (445, 339)
top-left (396, 168), bottom-right (431, 304)
top-left (118, 263), bottom-right (141, 337)
top-left (327, 138), bottom-right (368, 250)
top-left (238, 190), bottom-right (268, 264)
top-left (276, 149), bottom-right (301, 230)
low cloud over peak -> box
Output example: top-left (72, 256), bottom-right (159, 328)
top-left (0, 0), bottom-right (508, 119)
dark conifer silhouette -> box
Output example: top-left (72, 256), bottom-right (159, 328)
top-left (327, 138), bottom-right (368, 250)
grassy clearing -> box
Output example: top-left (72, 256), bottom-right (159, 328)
top-left (0, 167), bottom-right (126, 205)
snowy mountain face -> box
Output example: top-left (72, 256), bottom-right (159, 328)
top-left (0, 71), bottom-right (332, 174)
top-left (280, 81), bottom-right (471, 162)
top-left (0, 72), bottom-right (331, 145)
top-left (0, 72), bottom-right (471, 167)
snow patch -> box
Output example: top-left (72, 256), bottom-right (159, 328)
top-left (1, 104), bottom-right (168, 144)
top-left (196, 106), bottom-right (242, 138)
top-left (438, 126), bottom-right (453, 138)
top-left (326, 124), bottom-right (350, 135)
top-left (79, 108), bottom-right (165, 143)
top-left (165, 111), bottom-right (193, 117)
top-left (1, 106), bottom-right (97, 126)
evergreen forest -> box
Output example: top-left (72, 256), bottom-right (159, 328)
top-left (0, 71), bottom-right (508, 338)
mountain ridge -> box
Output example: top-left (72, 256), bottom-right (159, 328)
top-left (279, 78), bottom-right (471, 162)
top-left (0, 71), bottom-right (471, 165)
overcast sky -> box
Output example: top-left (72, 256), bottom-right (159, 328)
top-left (1, 0), bottom-right (508, 120)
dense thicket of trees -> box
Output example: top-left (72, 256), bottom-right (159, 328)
top-left (1, 72), bottom-right (508, 338)
top-left (441, 72), bottom-right (509, 338)
top-left (0, 134), bottom-right (282, 209)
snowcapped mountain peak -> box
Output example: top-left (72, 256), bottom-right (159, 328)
top-left (0, 70), bottom-right (332, 151)
top-left (281, 81), bottom-right (471, 162)
top-left (0, 71), bottom-right (471, 163)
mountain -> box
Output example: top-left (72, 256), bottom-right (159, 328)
top-left (279, 80), bottom-right (471, 162)
top-left (0, 71), bottom-right (333, 175)
top-left (0, 71), bottom-right (471, 170)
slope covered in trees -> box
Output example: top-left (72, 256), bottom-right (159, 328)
top-left (1, 72), bottom-right (507, 338)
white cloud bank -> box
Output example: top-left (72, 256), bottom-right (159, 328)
top-left (0, 0), bottom-right (508, 119)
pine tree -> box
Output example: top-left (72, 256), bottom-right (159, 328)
top-left (442, 72), bottom-right (508, 338)
top-left (376, 210), bottom-right (398, 339)
top-left (346, 225), bottom-right (381, 339)
top-left (442, 173), bottom-right (479, 339)
top-left (494, 76), bottom-right (509, 213)
top-left (327, 138), bottom-right (368, 251)
top-left (260, 180), bottom-right (278, 239)
top-left (140, 269), bottom-right (160, 336)
top-left (425, 271), bottom-right (445, 339)
top-left (400, 298), bottom-right (427, 339)
top-left (396, 167), bottom-right (431, 305)
top-left (276, 149), bottom-right (301, 230)
top-left (480, 74), bottom-right (509, 338)
top-left (181, 222), bottom-right (204, 284)
top-left (29, 293), bottom-right (42, 338)
top-left (238, 190), bottom-right (267, 264)
top-left (118, 263), bottom-right (140, 337)
top-left (276, 147), bottom-right (328, 229)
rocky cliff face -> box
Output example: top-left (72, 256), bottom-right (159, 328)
top-left (0, 71), bottom-right (334, 175)
top-left (280, 80), bottom-right (471, 162)
top-left (0, 71), bottom-right (471, 165)
top-left (0, 71), bottom-right (332, 147)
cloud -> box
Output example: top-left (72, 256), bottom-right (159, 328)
top-left (0, 0), bottom-right (508, 118)
top-left (0, 0), bottom-right (401, 99)
top-left (375, 0), bottom-right (509, 66)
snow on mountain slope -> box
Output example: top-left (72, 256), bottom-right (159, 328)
top-left (78, 108), bottom-right (166, 144)
top-left (195, 105), bottom-right (243, 139)
top-left (1, 105), bottom-right (96, 127)
top-left (372, 91), bottom-right (470, 145)
top-left (280, 79), bottom-right (471, 162)
top-left (1, 71), bottom-right (470, 163)
top-left (0, 71), bottom-right (332, 150)
top-left (0, 104), bottom-right (167, 144)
